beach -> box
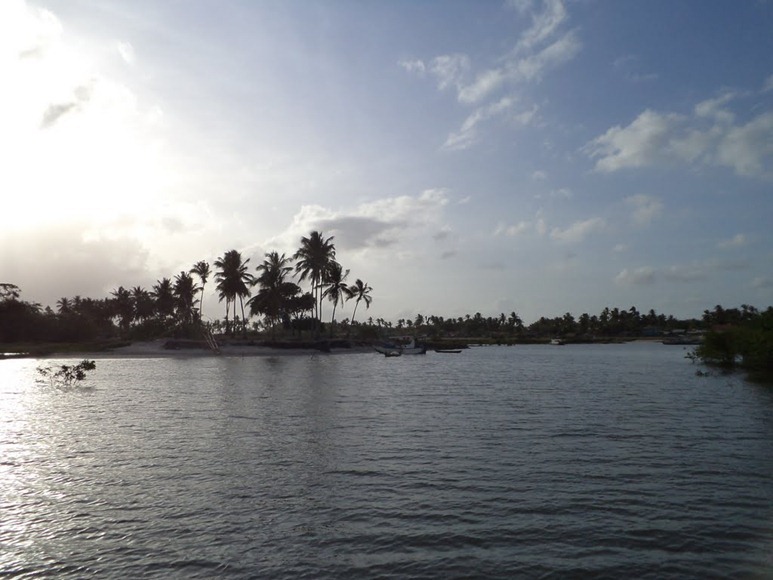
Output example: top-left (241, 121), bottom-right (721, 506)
top-left (92, 339), bottom-right (374, 358)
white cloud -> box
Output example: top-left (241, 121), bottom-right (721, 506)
top-left (550, 217), bottom-right (605, 243)
top-left (717, 233), bottom-right (747, 249)
top-left (515, 0), bottom-right (568, 52)
top-left (585, 84), bottom-right (773, 179)
top-left (626, 194), bottom-right (663, 226)
top-left (443, 96), bottom-right (520, 150)
top-left (615, 267), bottom-right (655, 286)
top-left (715, 112), bottom-right (773, 178)
top-left (763, 74), bottom-right (773, 93)
top-left (116, 41), bottom-right (135, 65)
top-left (694, 91), bottom-right (738, 123)
top-left (429, 54), bottom-right (470, 92)
top-left (584, 109), bottom-right (684, 172)
top-left (458, 68), bottom-right (506, 104)
top-left (398, 58), bottom-right (426, 76)
top-left (406, 0), bottom-right (579, 149)
top-left (268, 189), bottom-right (451, 254)
top-left (509, 30), bottom-right (580, 83)
top-left (494, 221), bottom-right (531, 236)
top-left (752, 276), bottom-right (773, 289)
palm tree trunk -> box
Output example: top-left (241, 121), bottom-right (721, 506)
top-left (330, 302), bottom-right (337, 338)
top-left (199, 282), bottom-right (206, 321)
top-left (239, 295), bottom-right (247, 337)
top-left (348, 299), bottom-right (360, 337)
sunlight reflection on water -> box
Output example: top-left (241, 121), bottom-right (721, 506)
top-left (1, 345), bottom-right (772, 578)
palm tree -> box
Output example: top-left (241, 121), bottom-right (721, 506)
top-left (190, 260), bottom-right (211, 321)
top-left (214, 249), bottom-right (254, 335)
top-left (173, 271), bottom-right (198, 325)
top-left (247, 251), bottom-right (299, 337)
top-left (293, 231), bottom-right (336, 335)
top-left (347, 279), bottom-right (372, 328)
top-left (321, 261), bottom-right (352, 336)
top-left (152, 277), bottom-right (175, 321)
top-left (131, 286), bottom-right (153, 324)
top-left (111, 286), bottom-right (133, 332)
top-left (56, 297), bottom-right (72, 314)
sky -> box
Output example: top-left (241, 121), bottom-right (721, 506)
top-left (1, 0), bottom-right (772, 324)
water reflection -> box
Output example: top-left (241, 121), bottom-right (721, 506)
top-left (0, 345), bottom-right (772, 577)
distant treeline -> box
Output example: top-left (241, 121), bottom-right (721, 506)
top-left (1, 277), bottom-right (767, 345)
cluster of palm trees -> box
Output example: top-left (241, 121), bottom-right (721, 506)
top-left (212, 231), bottom-right (373, 337)
top-left (90, 231), bottom-right (373, 339)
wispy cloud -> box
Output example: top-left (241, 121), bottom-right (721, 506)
top-left (612, 54), bottom-right (658, 83)
top-left (402, 0), bottom-right (580, 150)
top-left (615, 267), bottom-right (656, 286)
top-left (514, 0), bottom-right (568, 51)
top-left (584, 81), bottom-right (773, 179)
top-left (550, 217), bottom-right (605, 243)
top-left (116, 41), bottom-right (135, 65)
top-left (443, 97), bottom-right (527, 150)
top-left (626, 194), bottom-right (662, 226)
top-left (616, 258), bottom-right (751, 286)
top-left (494, 220), bottom-right (531, 237)
top-left (717, 233), bottom-right (747, 249)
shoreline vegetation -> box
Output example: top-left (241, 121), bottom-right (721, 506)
top-left (1, 230), bottom-right (771, 381)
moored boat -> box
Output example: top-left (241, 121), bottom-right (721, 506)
top-left (373, 336), bottom-right (427, 355)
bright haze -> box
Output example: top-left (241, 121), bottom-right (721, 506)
top-left (2, 0), bottom-right (772, 323)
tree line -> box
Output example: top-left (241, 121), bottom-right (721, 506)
top-left (0, 231), bottom-right (373, 343)
top-left (0, 231), bottom-right (770, 353)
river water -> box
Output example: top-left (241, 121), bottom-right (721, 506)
top-left (1, 343), bottom-right (772, 578)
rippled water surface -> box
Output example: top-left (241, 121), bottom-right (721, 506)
top-left (2, 343), bottom-right (773, 578)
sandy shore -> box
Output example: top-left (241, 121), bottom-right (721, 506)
top-left (86, 339), bottom-right (375, 358)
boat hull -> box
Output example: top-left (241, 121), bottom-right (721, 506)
top-left (373, 345), bottom-right (427, 355)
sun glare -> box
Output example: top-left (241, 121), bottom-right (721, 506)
top-left (2, 3), bottom-right (173, 236)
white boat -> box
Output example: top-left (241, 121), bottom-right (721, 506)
top-left (374, 336), bottom-right (427, 355)
top-left (550, 338), bottom-right (565, 345)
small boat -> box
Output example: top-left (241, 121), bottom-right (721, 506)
top-left (373, 336), bottom-right (427, 355)
top-left (434, 349), bottom-right (462, 354)
top-left (383, 350), bottom-right (402, 357)
top-left (549, 338), bottom-right (565, 345)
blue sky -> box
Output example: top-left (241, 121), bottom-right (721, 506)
top-left (2, 0), bottom-right (772, 323)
